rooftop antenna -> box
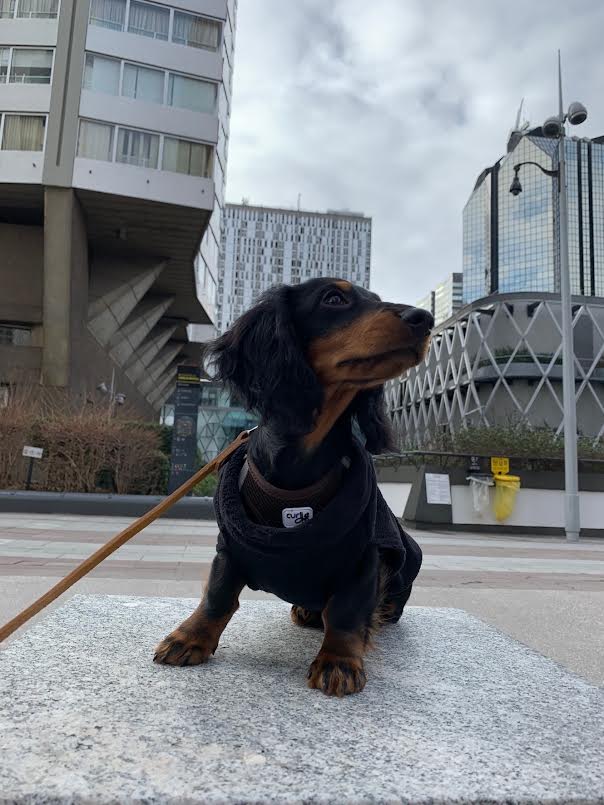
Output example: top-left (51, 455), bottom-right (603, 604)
top-left (297, 193), bottom-right (301, 211)
top-left (513, 97), bottom-right (524, 131)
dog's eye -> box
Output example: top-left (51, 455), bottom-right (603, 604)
top-left (322, 291), bottom-right (348, 307)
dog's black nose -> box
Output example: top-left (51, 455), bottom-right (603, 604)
top-left (400, 307), bottom-right (434, 337)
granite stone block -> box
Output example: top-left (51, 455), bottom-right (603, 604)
top-left (1, 595), bottom-right (603, 804)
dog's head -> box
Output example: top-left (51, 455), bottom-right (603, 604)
top-left (206, 278), bottom-right (433, 452)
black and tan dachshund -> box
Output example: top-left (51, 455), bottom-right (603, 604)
top-left (154, 278), bottom-right (433, 696)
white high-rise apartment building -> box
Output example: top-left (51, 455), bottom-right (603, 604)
top-left (217, 203), bottom-right (372, 332)
top-left (0, 0), bottom-right (236, 415)
top-left (416, 272), bottom-right (463, 327)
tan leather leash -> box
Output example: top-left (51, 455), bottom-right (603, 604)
top-left (0, 428), bottom-right (255, 644)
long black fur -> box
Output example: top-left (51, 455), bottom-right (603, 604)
top-left (204, 284), bottom-right (393, 455)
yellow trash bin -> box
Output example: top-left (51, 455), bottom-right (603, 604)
top-left (493, 474), bottom-right (521, 521)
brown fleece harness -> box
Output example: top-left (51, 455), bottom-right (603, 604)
top-left (238, 455), bottom-right (349, 528)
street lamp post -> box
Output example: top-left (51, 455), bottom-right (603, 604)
top-left (509, 53), bottom-right (587, 542)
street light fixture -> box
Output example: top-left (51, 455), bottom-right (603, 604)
top-left (508, 52), bottom-right (586, 542)
top-left (97, 369), bottom-right (126, 418)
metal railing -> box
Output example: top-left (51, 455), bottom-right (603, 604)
top-left (373, 450), bottom-right (604, 471)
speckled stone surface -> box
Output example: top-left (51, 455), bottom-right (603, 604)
top-left (1, 596), bottom-right (603, 804)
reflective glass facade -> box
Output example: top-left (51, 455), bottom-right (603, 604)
top-left (498, 136), bottom-right (558, 295)
top-left (161, 381), bottom-right (257, 464)
top-left (591, 143), bottom-right (604, 296)
top-left (462, 170), bottom-right (491, 302)
top-left (463, 132), bottom-right (604, 304)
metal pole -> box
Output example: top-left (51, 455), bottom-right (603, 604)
top-left (25, 457), bottom-right (34, 491)
top-left (107, 367), bottom-right (116, 420)
top-left (557, 51), bottom-right (580, 542)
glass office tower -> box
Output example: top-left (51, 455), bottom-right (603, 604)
top-left (463, 129), bottom-right (604, 304)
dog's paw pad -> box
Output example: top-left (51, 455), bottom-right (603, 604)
top-left (153, 629), bottom-right (215, 667)
top-left (307, 652), bottom-right (367, 697)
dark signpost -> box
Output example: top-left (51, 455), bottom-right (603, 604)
top-left (167, 364), bottom-right (201, 494)
top-left (468, 455), bottom-right (482, 474)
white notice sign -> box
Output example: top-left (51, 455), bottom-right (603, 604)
top-left (22, 446), bottom-right (43, 459)
top-left (425, 473), bottom-right (451, 505)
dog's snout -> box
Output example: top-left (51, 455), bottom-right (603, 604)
top-left (399, 307), bottom-right (434, 337)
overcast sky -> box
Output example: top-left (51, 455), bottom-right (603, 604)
top-left (225, 0), bottom-right (604, 305)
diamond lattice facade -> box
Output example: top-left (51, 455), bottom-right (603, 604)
top-left (386, 292), bottom-right (604, 446)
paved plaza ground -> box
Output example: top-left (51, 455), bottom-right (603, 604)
top-left (1, 513), bottom-right (603, 686)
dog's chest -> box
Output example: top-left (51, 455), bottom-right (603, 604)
top-left (238, 457), bottom-right (348, 529)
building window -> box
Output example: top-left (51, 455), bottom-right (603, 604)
top-left (77, 119), bottom-right (114, 161)
top-left (0, 49), bottom-right (8, 81)
top-left (17, 0), bottom-right (58, 16)
top-left (76, 118), bottom-right (213, 178)
top-left (122, 62), bottom-right (164, 103)
top-left (1, 114), bottom-right (46, 151)
top-left (172, 10), bottom-right (220, 50)
top-left (127, 0), bottom-right (169, 40)
top-left (88, 0), bottom-right (221, 52)
top-left (116, 126), bottom-right (159, 168)
top-left (7, 48), bottom-right (53, 84)
top-left (89, 0), bottom-right (125, 30)
top-left (168, 73), bottom-right (216, 113)
top-left (82, 53), bottom-right (218, 116)
top-left (0, 324), bottom-right (32, 345)
top-left (0, 0), bottom-right (58, 17)
top-left (162, 136), bottom-right (212, 177)
top-left (83, 52), bottom-right (120, 94)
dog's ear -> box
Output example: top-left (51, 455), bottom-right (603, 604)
top-left (205, 286), bottom-right (322, 433)
top-left (352, 387), bottom-right (395, 454)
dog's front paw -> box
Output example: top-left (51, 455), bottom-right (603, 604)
top-left (153, 628), bottom-right (216, 667)
top-left (307, 651), bottom-right (367, 697)
top-left (291, 605), bottom-right (323, 629)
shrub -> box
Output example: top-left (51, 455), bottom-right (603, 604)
top-left (192, 473), bottom-right (218, 497)
top-left (385, 420), bottom-right (604, 472)
top-left (0, 385), bottom-right (168, 494)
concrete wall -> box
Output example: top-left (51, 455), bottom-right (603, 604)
top-left (0, 84), bottom-right (51, 114)
top-left (78, 91), bottom-right (219, 144)
top-left (0, 224), bottom-right (44, 324)
top-left (379, 482), bottom-right (413, 519)
top-left (0, 18), bottom-right (58, 47)
top-left (41, 187), bottom-right (89, 388)
top-left (0, 345), bottom-right (41, 383)
top-left (76, 329), bottom-right (157, 419)
top-left (452, 484), bottom-right (604, 532)
top-left (382, 465), bottom-right (604, 535)
top-left (0, 153), bottom-right (44, 185)
top-left (72, 158), bottom-right (214, 210)
top-left (42, 0), bottom-right (90, 188)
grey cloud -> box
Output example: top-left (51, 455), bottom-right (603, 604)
top-left (226, 0), bottom-right (604, 304)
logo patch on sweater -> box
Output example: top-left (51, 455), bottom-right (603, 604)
top-left (282, 507), bottom-right (313, 528)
